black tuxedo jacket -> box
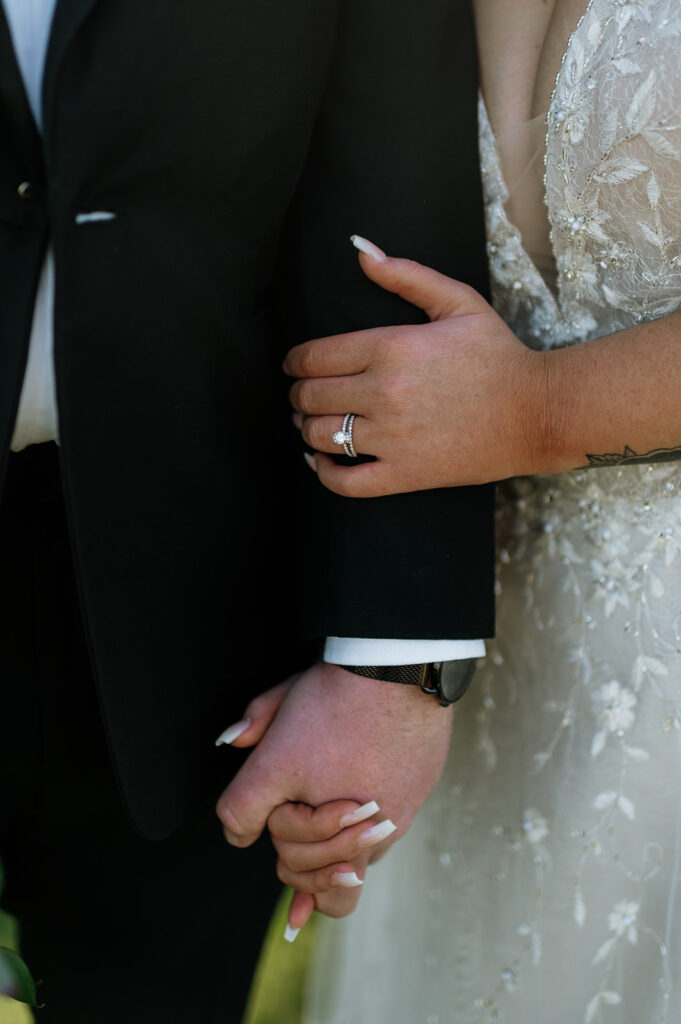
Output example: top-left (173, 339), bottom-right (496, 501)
top-left (0, 0), bottom-right (494, 839)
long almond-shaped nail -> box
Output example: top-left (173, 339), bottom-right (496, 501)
top-left (358, 819), bottom-right (398, 848)
top-left (304, 452), bottom-right (317, 473)
top-left (284, 924), bottom-right (301, 944)
top-left (215, 720), bottom-right (250, 746)
top-left (331, 871), bottom-right (364, 889)
top-left (350, 235), bottom-right (388, 263)
top-left (340, 801), bottom-right (380, 829)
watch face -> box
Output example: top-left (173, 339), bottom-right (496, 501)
top-left (439, 659), bottom-right (478, 704)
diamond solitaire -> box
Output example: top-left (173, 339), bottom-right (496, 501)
top-left (332, 414), bottom-right (358, 458)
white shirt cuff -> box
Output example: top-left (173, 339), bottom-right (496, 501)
top-left (323, 637), bottom-right (486, 666)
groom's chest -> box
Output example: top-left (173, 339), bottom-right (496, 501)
top-left (0, 0), bottom-right (338, 191)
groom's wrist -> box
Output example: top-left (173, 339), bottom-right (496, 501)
top-left (321, 639), bottom-right (484, 705)
top-left (320, 663), bottom-right (454, 721)
top-left (341, 660), bottom-right (477, 706)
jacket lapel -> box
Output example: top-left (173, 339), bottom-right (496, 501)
top-left (42, 0), bottom-right (101, 128)
top-left (0, 6), bottom-right (43, 159)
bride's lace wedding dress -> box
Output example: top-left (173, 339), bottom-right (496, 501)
top-left (304, 2), bottom-right (681, 1022)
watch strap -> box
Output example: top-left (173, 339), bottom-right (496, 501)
top-left (342, 664), bottom-right (429, 686)
top-left (341, 660), bottom-right (478, 707)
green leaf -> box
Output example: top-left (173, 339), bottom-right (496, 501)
top-left (242, 888), bottom-right (318, 1024)
top-left (0, 947), bottom-right (41, 1007)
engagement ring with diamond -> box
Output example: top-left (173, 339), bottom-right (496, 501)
top-left (332, 414), bottom-right (357, 458)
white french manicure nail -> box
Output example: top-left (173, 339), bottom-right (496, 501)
top-left (215, 719), bottom-right (250, 746)
top-left (358, 819), bottom-right (398, 847)
top-left (304, 452), bottom-right (318, 473)
top-left (350, 235), bottom-right (388, 263)
top-left (339, 801), bottom-right (380, 829)
top-left (331, 871), bottom-right (364, 888)
top-left (284, 924), bottom-right (301, 944)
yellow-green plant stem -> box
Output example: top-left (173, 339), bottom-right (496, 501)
top-left (243, 888), bottom-right (317, 1024)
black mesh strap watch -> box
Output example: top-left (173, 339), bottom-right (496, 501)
top-left (341, 659), bottom-right (477, 706)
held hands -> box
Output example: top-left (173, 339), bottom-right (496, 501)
top-left (285, 237), bottom-right (553, 497)
top-left (215, 662), bottom-right (453, 930)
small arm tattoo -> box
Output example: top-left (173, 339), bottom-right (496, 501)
top-left (582, 444), bottom-right (681, 468)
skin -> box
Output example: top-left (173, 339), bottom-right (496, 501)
top-left (473, 0), bottom-right (587, 128)
top-left (217, 662), bottom-right (453, 922)
top-left (285, 249), bottom-right (681, 497)
top-left (472, 0), bottom-right (579, 273)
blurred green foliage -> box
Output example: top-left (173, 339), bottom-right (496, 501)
top-left (244, 888), bottom-right (316, 1024)
top-left (0, 860), bottom-right (35, 1022)
top-left (0, 910), bottom-right (33, 1024)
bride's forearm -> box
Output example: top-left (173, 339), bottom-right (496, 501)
top-left (285, 252), bottom-right (681, 496)
top-left (539, 311), bottom-right (681, 474)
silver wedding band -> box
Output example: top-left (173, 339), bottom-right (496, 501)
top-left (332, 413), bottom-right (358, 458)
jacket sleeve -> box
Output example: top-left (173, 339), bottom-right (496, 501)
top-left (281, 0), bottom-right (495, 641)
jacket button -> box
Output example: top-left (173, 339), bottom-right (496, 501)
top-left (17, 181), bottom-right (35, 199)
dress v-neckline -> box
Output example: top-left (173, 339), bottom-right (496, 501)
top-left (480, 0), bottom-right (598, 315)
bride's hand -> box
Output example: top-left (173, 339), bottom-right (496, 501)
top-left (268, 798), bottom-right (386, 936)
top-left (285, 237), bottom-right (551, 497)
top-left (214, 679), bottom-right (295, 750)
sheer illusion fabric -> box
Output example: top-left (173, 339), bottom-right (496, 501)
top-left (305, 2), bottom-right (681, 1022)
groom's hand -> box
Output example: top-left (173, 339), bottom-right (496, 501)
top-left (216, 662), bottom-right (453, 918)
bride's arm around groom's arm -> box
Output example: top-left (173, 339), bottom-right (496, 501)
top-left (216, 0), bottom-right (495, 922)
top-left (287, 242), bottom-right (681, 494)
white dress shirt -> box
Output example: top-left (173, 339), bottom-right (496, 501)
top-left (6, 0), bottom-right (59, 454)
top-left (4, 0), bottom-right (484, 667)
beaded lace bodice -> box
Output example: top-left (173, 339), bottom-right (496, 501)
top-left (482, 0), bottom-right (681, 352)
top-left (305, 4), bottom-right (681, 1023)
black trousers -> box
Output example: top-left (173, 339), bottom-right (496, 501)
top-left (0, 444), bottom-right (280, 1023)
